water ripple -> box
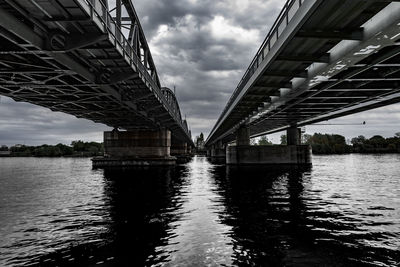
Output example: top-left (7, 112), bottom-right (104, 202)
top-left (0, 155), bottom-right (399, 266)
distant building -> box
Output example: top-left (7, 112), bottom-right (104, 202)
top-left (195, 133), bottom-right (205, 151)
top-left (196, 139), bottom-right (204, 149)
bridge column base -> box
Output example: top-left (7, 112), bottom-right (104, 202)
top-left (92, 157), bottom-right (176, 167)
top-left (171, 142), bottom-right (192, 164)
top-left (210, 148), bottom-right (226, 164)
top-left (92, 129), bottom-right (176, 168)
top-left (226, 145), bottom-right (312, 165)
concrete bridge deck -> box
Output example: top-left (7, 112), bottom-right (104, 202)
top-left (207, 0), bottom-right (400, 147)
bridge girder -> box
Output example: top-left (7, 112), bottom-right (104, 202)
top-left (206, 0), bottom-right (400, 146)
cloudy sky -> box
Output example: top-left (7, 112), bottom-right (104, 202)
top-left (0, 0), bottom-right (399, 146)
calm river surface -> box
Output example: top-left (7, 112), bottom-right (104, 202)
top-left (0, 154), bottom-right (399, 266)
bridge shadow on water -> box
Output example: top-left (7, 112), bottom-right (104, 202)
top-left (210, 164), bottom-right (399, 266)
top-left (33, 157), bottom-right (398, 266)
top-left (33, 165), bottom-right (189, 266)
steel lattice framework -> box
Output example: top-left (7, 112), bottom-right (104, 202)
top-left (161, 87), bottom-right (190, 134)
top-left (0, 0), bottom-right (192, 144)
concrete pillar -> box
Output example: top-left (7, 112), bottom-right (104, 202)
top-left (103, 129), bottom-right (171, 157)
top-left (237, 126), bottom-right (250, 146)
top-left (210, 144), bottom-right (216, 157)
top-left (210, 141), bottom-right (226, 163)
top-left (170, 141), bottom-right (187, 156)
top-left (171, 139), bottom-right (192, 164)
top-left (216, 140), bottom-right (224, 149)
top-left (226, 145), bottom-right (311, 165)
top-left (92, 129), bottom-right (175, 167)
top-left (225, 126), bottom-right (311, 165)
top-left (287, 127), bottom-right (301, 145)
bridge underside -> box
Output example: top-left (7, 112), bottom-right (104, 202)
top-left (0, 0), bottom-right (192, 144)
top-left (207, 0), bottom-right (400, 145)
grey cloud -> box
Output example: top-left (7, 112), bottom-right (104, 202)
top-left (134, 0), bottom-right (282, 136)
top-left (0, 97), bottom-right (108, 146)
top-left (133, 0), bottom-right (214, 37)
top-left (134, 0), bottom-right (284, 39)
top-left (152, 28), bottom-right (253, 71)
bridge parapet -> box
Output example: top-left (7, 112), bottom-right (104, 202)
top-left (161, 87), bottom-right (183, 123)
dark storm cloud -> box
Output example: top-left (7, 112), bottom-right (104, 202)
top-left (134, 0), bottom-right (213, 36)
top-left (134, 0), bottom-right (283, 39)
top-left (132, 0), bottom-right (286, 137)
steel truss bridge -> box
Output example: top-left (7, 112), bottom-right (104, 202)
top-left (0, 0), bottom-right (192, 144)
top-left (206, 0), bottom-right (400, 146)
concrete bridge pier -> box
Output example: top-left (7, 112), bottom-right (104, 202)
top-left (210, 140), bottom-right (226, 163)
top-left (92, 128), bottom-right (176, 167)
top-left (206, 147), bottom-right (211, 157)
top-left (226, 126), bottom-right (311, 165)
top-left (287, 127), bottom-right (301, 145)
top-left (236, 126), bottom-right (250, 146)
top-left (171, 140), bottom-right (192, 164)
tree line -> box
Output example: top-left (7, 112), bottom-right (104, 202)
top-left (0, 141), bottom-right (104, 157)
top-left (195, 132), bottom-right (400, 154)
top-left (279, 132), bottom-right (400, 154)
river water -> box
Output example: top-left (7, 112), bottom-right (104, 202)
top-left (0, 155), bottom-right (399, 266)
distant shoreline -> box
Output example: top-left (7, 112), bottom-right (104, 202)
top-left (0, 141), bottom-right (104, 158)
top-left (1, 151), bottom-right (399, 158)
top-left (311, 151), bottom-right (400, 155)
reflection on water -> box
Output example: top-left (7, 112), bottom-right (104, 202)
top-left (0, 155), bottom-right (399, 266)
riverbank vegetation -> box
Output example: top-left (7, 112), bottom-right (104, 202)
top-left (0, 141), bottom-right (103, 157)
top-left (251, 136), bottom-right (273, 146)
top-left (279, 132), bottom-right (400, 154)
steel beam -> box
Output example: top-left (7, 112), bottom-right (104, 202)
top-left (263, 70), bottom-right (308, 78)
top-left (109, 73), bottom-right (139, 84)
top-left (296, 29), bottom-right (364, 41)
top-left (277, 53), bottom-right (330, 63)
top-left (46, 32), bottom-right (108, 51)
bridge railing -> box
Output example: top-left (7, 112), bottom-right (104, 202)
top-left (80, 0), bottom-right (191, 138)
top-left (212, 0), bottom-right (305, 135)
top-left (161, 87), bottom-right (182, 122)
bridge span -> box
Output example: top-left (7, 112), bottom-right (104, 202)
top-left (206, 0), bottom-right (400, 165)
top-left (0, 0), bottom-right (193, 165)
